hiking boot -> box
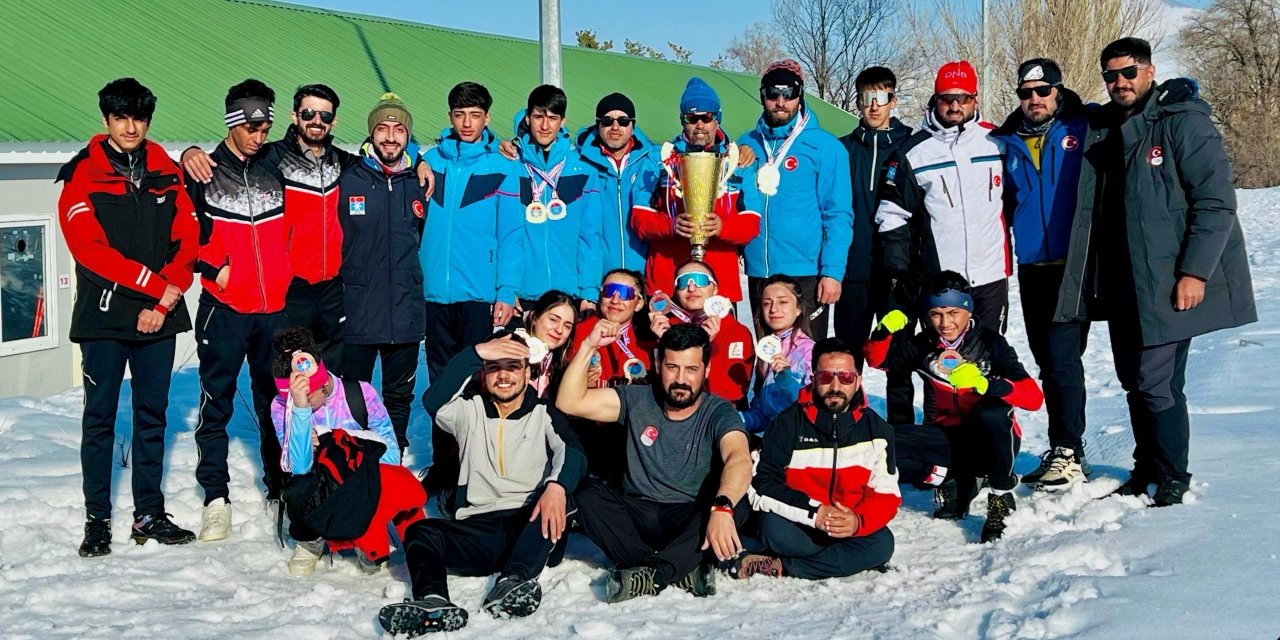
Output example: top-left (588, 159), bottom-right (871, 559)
top-left (1036, 447), bottom-right (1086, 492)
top-left (356, 551), bottom-right (384, 575)
top-left (79, 516), bottom-right (112, 558)
top-left (378, 595), bottom-right (468, 636)
top-left (199, 498), bottom-right (232, 542)
top-left (1152, 479), bottom-right (1190, 507)
top-left (1111, 472), bottom-right (1153, 498)
top-left (482, 574), bottom-right (542, 618)
top-left (731, 553), bottom-right (784, 580)
top-left (673, 562), bottom-right (717, 596)
top-left (980, 492), bottom-right (1017, 543)
top-left (604, 565), bottom-right (659, 603)
top-left (131, 513), bottom-right (196, 546)
top-left (288, 539), bottom-right (326, 576)
top-left (932, 477), bottom-right (978, 520)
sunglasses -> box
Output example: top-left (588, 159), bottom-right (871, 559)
top-left (597, 116), bottom-right (635, 127)
top-left (936, 94), bottom-right (977, 106)
top-left (815, 370), bottom-right (859, 385)
top-left (297, 109), bottom-right (336, 124)
top-left (602, 282), bottom-right (638, 301)
top-left (1016, 85), bottom-right (1055, 100)
top-left (682, 112), bottom-right (716, 125)
top-left (762, 85), bottom-right (801, 101)
top-left (674, 272), bottom-right (715, 290)
top-left (859, 90), bottom-right (894, 107)
top-left (1102, 64), bottom-right (1145, 84)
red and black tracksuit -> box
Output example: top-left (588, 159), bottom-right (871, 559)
top-left (751, 388), bottom-right (900, 579)
top-left (57, 135), bottom-right (198, 521)
top-left (188, 140), bottom-right (293, 502)
top-left (865, 319), bottom-right (1043, 491)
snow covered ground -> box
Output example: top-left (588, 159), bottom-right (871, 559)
top-left (3, 189), bottom-right (1278, 639)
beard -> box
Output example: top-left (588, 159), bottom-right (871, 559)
top-left (663, 381), bottom-right (703, 409)
top-left (765, 108), bottom-right (796, 128)
top-left (299, 124), bottom-right (329, 145)
top-left (821, 390), bottom-right (851, 414)
top-left (376, 147), bottom-right (405, 166)
top-left (487, 378), bottom-right (526, 403)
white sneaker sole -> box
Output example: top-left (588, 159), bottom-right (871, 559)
top-left (1036, 475), bottom-right (1085, 492)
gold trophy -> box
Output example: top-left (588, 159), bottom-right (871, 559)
top-left (660, 142), bottom-right (739, 261)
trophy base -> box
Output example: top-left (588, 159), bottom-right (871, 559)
top-left (691, 244), bottom-right (707, 262)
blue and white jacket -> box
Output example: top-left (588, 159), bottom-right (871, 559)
top-left (576, 125), bottom-right (662, 273)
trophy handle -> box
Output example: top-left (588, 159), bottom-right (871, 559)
top-left (718, 143), bottom-right (740, 195)
top-left (660, 141), bottom-right (682, 198)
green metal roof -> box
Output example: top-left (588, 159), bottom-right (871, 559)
top-left (0, 0), bottom-right (857, 146)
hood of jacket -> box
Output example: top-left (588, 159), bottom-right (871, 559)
top-left (575, 124), bottom-right (657, 173)
top-left (434, 126), bottom-right (501, 164)
top-left (846, 116), bottom-right (913, 150)
top-left (358, 138), bottom-right (422, 176)
top-left (921, 106), bottom-right (993, 145)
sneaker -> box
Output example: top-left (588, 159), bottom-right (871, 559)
top-left (604, 565), bottom-right (659, 603)
top-left (1036, 447), bottom-right (1086, 491)
top-left (131, 513), bottom-right (196, 546)
top-left (78, 516), bottom-right (112, 558)
top-left (731, 553), bottom-right (784, 580)
top-left (672, 562), bottom-right (717, 596)
top-left (288, 539), bottom-right (326, 576)
top-left (199, 498), bottom-right (232, 542)
top-left (378, 595), bottom-right (468, 636)
top-left (1025, 447), bottom-right (1094, 484)
top-left (356, 552), bottom-right (384, 575)
top-left (980, 492), bottom-right (1017, 543)
top-left (1152, 479), bottom-right (1190, 507)
top-left (932, 477), bottom-right (978, 520)
top-left (482, 575), bottom-right (542, 618)
top-left (1110, 472), bottom-right (1152, 498)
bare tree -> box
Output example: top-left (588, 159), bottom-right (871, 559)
top-left (719, 21), bottom-right (789, 75)
top-left (1180, 0), bottom-right (1280, 187)
top-left (624, 38), bottom-right (666, 60)
top-left (772, 0), bottom-right (900, 111)
top-left (576, 29), bottom-right (613, 51)
top-left (668, 42), bottom-right (694, 63)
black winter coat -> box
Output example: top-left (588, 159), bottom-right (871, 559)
top-left (839, 117), bottom-right (914, 284)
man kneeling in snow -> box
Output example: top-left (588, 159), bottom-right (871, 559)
top-left (865, 271), bottom-right (1044, 542)
top-left (740, 337), bottom-right (900, 579)
top-left (270, 328), bottom-right (425, 576)
top-left (379, 332), bottom-right (586, 635)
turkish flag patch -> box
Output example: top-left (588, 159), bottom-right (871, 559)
top-left (784, 156), bottom-right (799, 171)
top-left (413, 200), bottom-right (425, 218)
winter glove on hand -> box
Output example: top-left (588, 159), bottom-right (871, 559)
top-left (877, 309), bottom-right (909, 334)
top-left (949, 362), bottom-right (989, 394)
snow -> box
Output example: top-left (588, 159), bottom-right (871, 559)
top-left (3, 189), bottom-right (1280, 639)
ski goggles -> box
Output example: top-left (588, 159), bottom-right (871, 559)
top-left (597, 116), bottom-right (635, 127)
top-left (682, 112), bottom-right (716, 125)
top-left (815, 369), bottom-right (859, 385)
top-left (602, 282), bottom-right (639, 301)
top-left (674, 272), bottom-right (716, 290)
top-left (935, 94), bottom-right (977, 106)
top-left (1102, 64), bottom-right (1145, 84)
top-left (859, 90), bottom-right (894, 107)
top-left (297, 108), bottom-right (336, 124)
top-left (761, 85), bottom-right (801, 101)
top-left (1015, 85), bottom-right (1055, 100)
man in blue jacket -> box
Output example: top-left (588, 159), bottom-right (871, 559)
top-left (419, 82), bottom-right (520, 383)
top-left (576, 93), bottom-right (661, 273)
top-left (739, 59), bottom-right (854, 339)
top-left (498, 85), bottom-right (602, 309)
top-left (338, 93), bottom-right (427, 454)
top-left (993, 59), bottom-right (1093, 490)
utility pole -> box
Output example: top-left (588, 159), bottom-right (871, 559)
top-left (980, 0), bottom-right (989, 112)
top-left (540, 0), bottom-right (562, 87)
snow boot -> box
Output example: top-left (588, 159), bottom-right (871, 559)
top-left (604, 565), bottom-right (660, 603)
top-left (288, 539), bottom-right (326, 576)
top-left (731, 553), bottom-right (784, 579)
top-left (1152, 479), bottom-right (1190, 507)
top-left (980, 492), bottom-right (1017, 543)
top-left (933, 476), bottom-right (978, 520)
top-left (482, 575), bottom-right (542, 618)
top-left (673, 562), bottom-right (717, 596)
top-left (356, 551), bottom-right (384, 575)
top-left (1110, 472), bottom-right (1153, 498)
top-left (379, 595), bottom-right (468, 636)
top-left (1036, 447), bottom-right (1086, 492)
top-left (79, 516), bottom-right (112, 558)
top-left (131, 513), bottom-right (196, 546)
top-left (199, 498), bottom-right (232, 542)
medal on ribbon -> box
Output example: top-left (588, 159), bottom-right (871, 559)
top-left (757, 111), bottom-right (809, 196)
top-left (525, 201), bottom-right (548, 224)
top-left (546, 198), bottom-right (568, 220)
top-left (524, 160), bottom-right (566, 224)
top-left (935, 348), bottom-right (964, 375)
top-left (704, 295), bottom-right (733, 319)
top-left (756, 335), bottom-right (783, 362)
top-left (292, 351), bottom-right (318, 377)
top-left (756, 164), bottom-right (781, 196)
top-left (622, 357), bottom-right (647, 381)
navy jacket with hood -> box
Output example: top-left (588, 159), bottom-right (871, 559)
top-left (839, 117), bottom-right (913, 284)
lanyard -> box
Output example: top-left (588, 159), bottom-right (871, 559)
top-left (763, 111), bottom-right (809, 167)
top-left (615, 323), bottom-right (636, 360)
top-left (939, 325), bottom-right (970, 350)
top-left (524, 160), bottom-right (566, 202)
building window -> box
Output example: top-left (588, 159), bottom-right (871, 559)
top-left (0, 216), bottom-right (58, 356)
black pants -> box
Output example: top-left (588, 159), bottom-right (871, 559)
top-left (284, 276), bottom-right (346, 374)
top-left (194, 303), bottom-right (287, 503)
top-left (1109, 319), bottom-right (1192, 483)
top-left (423, 301), bottom-right (493, 383)
top-left (343, 341), bottom-right (420, 452)
top-left (970, 278), bottom-right (1010, 334)
top-left (1018, 264), bottom-right (1089, 451)
top-left (834, 281), bottom-right (872, 370)
top-left (757, 512), bottom-right (893, 579)
top-left (894, 396), bottom-right (1021, 491)
top-left (749, 275), bottom-right (828, 339)
top-left (883, 314), bottom-right (919, 426)
top-left (574, 478), bottom-right (749, 587)
top-left (403, 504), bottom-right (556, 600)
top-left (79, 337), bottom-right (176, 520)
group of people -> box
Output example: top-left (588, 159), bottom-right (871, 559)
top-left (59, 34), bottom-right (1254, 637)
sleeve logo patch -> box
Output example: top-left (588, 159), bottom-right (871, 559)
top-left (412, 200), bottom-right (424, 218)
top-left (784, 156), bottom-right (799, 171)
top-left (1062, 135), bottom-right (1079, 151)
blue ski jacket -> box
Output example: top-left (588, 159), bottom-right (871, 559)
top-left (576, 125), bottom-right (662, 273)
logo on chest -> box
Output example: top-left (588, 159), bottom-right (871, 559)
top-left (349, 196), bottom-right (366, 215)
top-left (1062, 135), bottom-right (1080, 151)
top-left (641, 425), bottom-right (660, 447)
top-left (784, 156), bottom-right (799, 171)
top-left (1148, 146), bottom-right (1164, 166)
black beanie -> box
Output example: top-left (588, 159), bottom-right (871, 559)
top-left (1016, 58), bottom-right (1063, 87)
top-left (596, 92), bottom-right (636, 119)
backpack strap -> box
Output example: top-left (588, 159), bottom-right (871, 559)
top-left (341, 377), bottom-right (370, 430)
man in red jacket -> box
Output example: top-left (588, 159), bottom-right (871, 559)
top-left (740, 337), bottom-right (899, 579)
top-left (649, 261), bottom-right (753, 406)
top-left (58, 78), bottom-right (200, 557)
top-left (631, 78), bottom-right (759, 302)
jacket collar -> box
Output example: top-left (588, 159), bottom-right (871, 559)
top-left (359, 139), bottom-right (421, 175)
top-left (513, 108), bottom-right (572, 170)
top-left (798, 385), bottom-right (867, 425)
top-left (75, 134), bottom-right (178, 183)
top-left (993, 87), bottom-right (1089, 137)
top-left (848, 117), bottom-right (912, 148)
top-left (923, 108), bottom-right (992, 144)
top-left (436, 126), bottom-right (500, 163)
top-left (671, 128), bottom-right (730, 154)
top-left (754, 108), bottom-right (818, 141)
top-left (576, 125), bottom-right (655, 173)
top-left (481, 385), bottom-right (540, 420)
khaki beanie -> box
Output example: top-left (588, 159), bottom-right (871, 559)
top-left (368, 92), bottom-right (413, 134)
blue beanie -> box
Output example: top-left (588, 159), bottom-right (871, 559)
top-left (679, 77), bottom-right (722, 121)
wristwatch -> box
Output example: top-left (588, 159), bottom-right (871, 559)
top-left (712, 494), bottom-right (734, 511)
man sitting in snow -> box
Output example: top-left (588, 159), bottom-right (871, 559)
top-left (741, 337), bottom-right (900, 580)
top-left (865, 271), bottom-right (1044, 542)
top-left (557, 323), bottom-right (752, 603)
top-left (379, 332), bottom-right (586, 635)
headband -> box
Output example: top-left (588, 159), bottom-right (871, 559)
top-left (225, 98), bottom-right (274, 128)
top-left (924, 288), bottom-right (974, 312)
top-left (274, 351), bottom-right (330, 397)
